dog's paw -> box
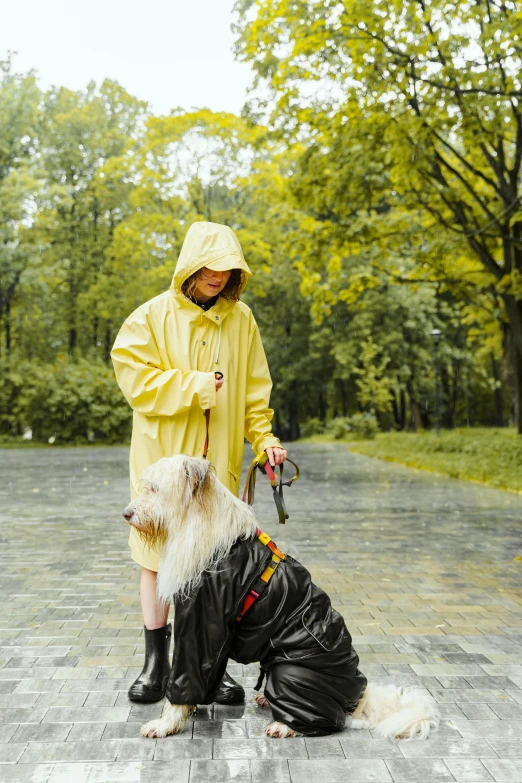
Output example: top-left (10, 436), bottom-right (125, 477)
top-left (255, 694), bottom-right (270, 709)
top-left (140, 703), bottom-right (194, 739)
top-left (346, 715), bottom-right (371, 730)
top-left (140, 718), bottom-right (178, 738)
top-left (264, 720), bottom-right (300, 738)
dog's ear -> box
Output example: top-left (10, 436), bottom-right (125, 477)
top-left (181, 457), bottom-right (213, 510)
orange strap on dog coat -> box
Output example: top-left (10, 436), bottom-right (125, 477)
top-left (236, 529), bottom-right (286, 621)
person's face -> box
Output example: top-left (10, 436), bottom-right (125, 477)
top-left (193, 267), bottom-right (232, 302)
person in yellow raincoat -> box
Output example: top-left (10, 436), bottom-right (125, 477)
top-left (111, 221), bottom-right (287, 704)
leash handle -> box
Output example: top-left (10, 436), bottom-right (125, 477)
top-left (241, 451), bottom-right (300, 524)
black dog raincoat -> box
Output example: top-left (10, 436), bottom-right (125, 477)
top-left (166, 534), bottom-right (367, 736)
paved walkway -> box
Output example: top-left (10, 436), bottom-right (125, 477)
top-left (1, 443), bottom-right (522, 782)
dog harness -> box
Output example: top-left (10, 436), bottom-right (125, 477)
top-left (242, 451), bottom-right (300, 524)
top-left (236, 529), bottom-right (286, 621)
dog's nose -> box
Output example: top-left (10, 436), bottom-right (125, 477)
top-left (123, 507), bottom-right (134, 521)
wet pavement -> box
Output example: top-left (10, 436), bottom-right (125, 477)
top-left (1, 442), bottom-right (522, 782)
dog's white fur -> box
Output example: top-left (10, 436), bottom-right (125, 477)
top-left (125, 454), bottom-right (257, 603)
top-left (347, 683), bottom-right (440, 741)
top-left (124, 454), bottom-right (440, 742)
top-left (140, 702), bottom-right (195, 738)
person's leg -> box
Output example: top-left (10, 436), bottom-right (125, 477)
top-left (128, 567), bottom-right (172, 703)
top-left (140, 567), bottom-right (169, 628)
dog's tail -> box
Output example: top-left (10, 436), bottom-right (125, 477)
top-left (366, 685), bottom-right (440, 741)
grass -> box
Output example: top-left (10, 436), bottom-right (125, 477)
top-left (0, 439), bottom-right (128, 449)
top-left (347, 427), bottom-right (522, 493)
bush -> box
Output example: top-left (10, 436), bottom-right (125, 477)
top-left (300, 417), bottom-right (324, 438)
top-left (347, 412), bottom-right (379, 440)
top-left (324, 416), bottom-right (351, 439)
top-left (324, 412), bottom-right (379, 440)
top-left (0, 361), bottom-right (39, 437)
top-left (0, 357), bottom-right (132, 444)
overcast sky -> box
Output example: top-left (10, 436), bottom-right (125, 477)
top-left (2, 0), bottom-right (254, 115)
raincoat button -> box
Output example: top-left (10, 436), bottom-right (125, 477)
top-left (202, 341), bottom-right (206, 345)
top-left (215, 316), bottom-right (219, 320)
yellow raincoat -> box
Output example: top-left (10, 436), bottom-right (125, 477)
top-left (111, 222), bottom-right (281, 571)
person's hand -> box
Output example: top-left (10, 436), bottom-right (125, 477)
top-left (215, 376), bottom-right (224, 391)
top-left (266, 446), bottom-right (287, 467)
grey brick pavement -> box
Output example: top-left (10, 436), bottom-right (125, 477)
top-left (1, 443), bottom-right (522, 782)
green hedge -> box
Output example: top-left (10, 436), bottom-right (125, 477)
top-left (0, 358), bottom-right (131, 444)
top-left (300, 413), bottom-right (379, 440)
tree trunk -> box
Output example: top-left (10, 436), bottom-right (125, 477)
top-left (511, 343), bottom-right (522, 434)
top-left (340, 379), bottom-right (348, 417)
top-left (399, 388), bottom-right (406, 430)
top-left (391, 388), bottom-right (400, 429)
top-left (502, 296), bottom-right (522, 433)
top-left (441, 365), bottom-right (455, 429)
top-left (317, 386), bottom-right (327, 425)
top-left (5, 297), bottom-right (11, 355)
top-left (466, 364), bottom-right (474, 427)
top-left (391, 388), bottom-right (406, 430)
top-left (491, 357), bottom-right (504, 427)
top-left (409, 393), bottom-right (424, 432)
top-left (2, 272), bottom-right (22, 356)
top-left (69, 327), bottom-right (77, 354)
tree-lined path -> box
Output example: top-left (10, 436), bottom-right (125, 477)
top-left (1, 443), bottom-right (522, 782)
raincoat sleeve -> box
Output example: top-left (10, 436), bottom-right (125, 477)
top-left (111, 313), bottom-right (216, 416)
top-left (244, 321), bottom-right (281, 454)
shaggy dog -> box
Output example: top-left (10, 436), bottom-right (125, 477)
top-left (123, 455), bottom-right (439, 741)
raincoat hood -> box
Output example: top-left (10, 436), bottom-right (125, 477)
top-left (171, 221), bottom-right (252, 299)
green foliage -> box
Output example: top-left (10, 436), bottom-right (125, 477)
top-left (324, 413), bottom-right (379, 441)
top-left (353, 338), bottom-right (393, 413)
top-left (299, 418), bottom-right (323, 438)
top-left (234, 0), bottom-right (522, 432)
top-left (0, 358), bottom-right (131, 443)
top-left (0, 42), bottom-right (519, 443)
top-left (352, 429), bottom-right (522, 493)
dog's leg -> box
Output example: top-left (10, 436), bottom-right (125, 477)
top-left (345, 715), bottom-right (371, 730)
top-left (265, 720), bottom-right (301, 738)
top-left (140, 701), bottom-right (194, 738)
top-left (255, 693), bottom-right (270, 709)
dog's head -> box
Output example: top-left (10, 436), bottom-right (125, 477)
top-left (122, 455), bottom-right (214, 550)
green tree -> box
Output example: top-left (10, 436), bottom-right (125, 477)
top-left (21, 79), bottom-right (148, 361)
top-left (0, 54), bottom-right (41, 357)
top-left (234, 0), bottom-right (522, 430)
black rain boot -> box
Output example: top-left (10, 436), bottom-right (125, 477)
top-left (214, 670), bottom-right (245, 704)
top-left (128, 623), bottom-right (172, 703)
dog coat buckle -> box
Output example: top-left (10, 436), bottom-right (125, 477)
top-left (235, 530), bottom-right (286, 621)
